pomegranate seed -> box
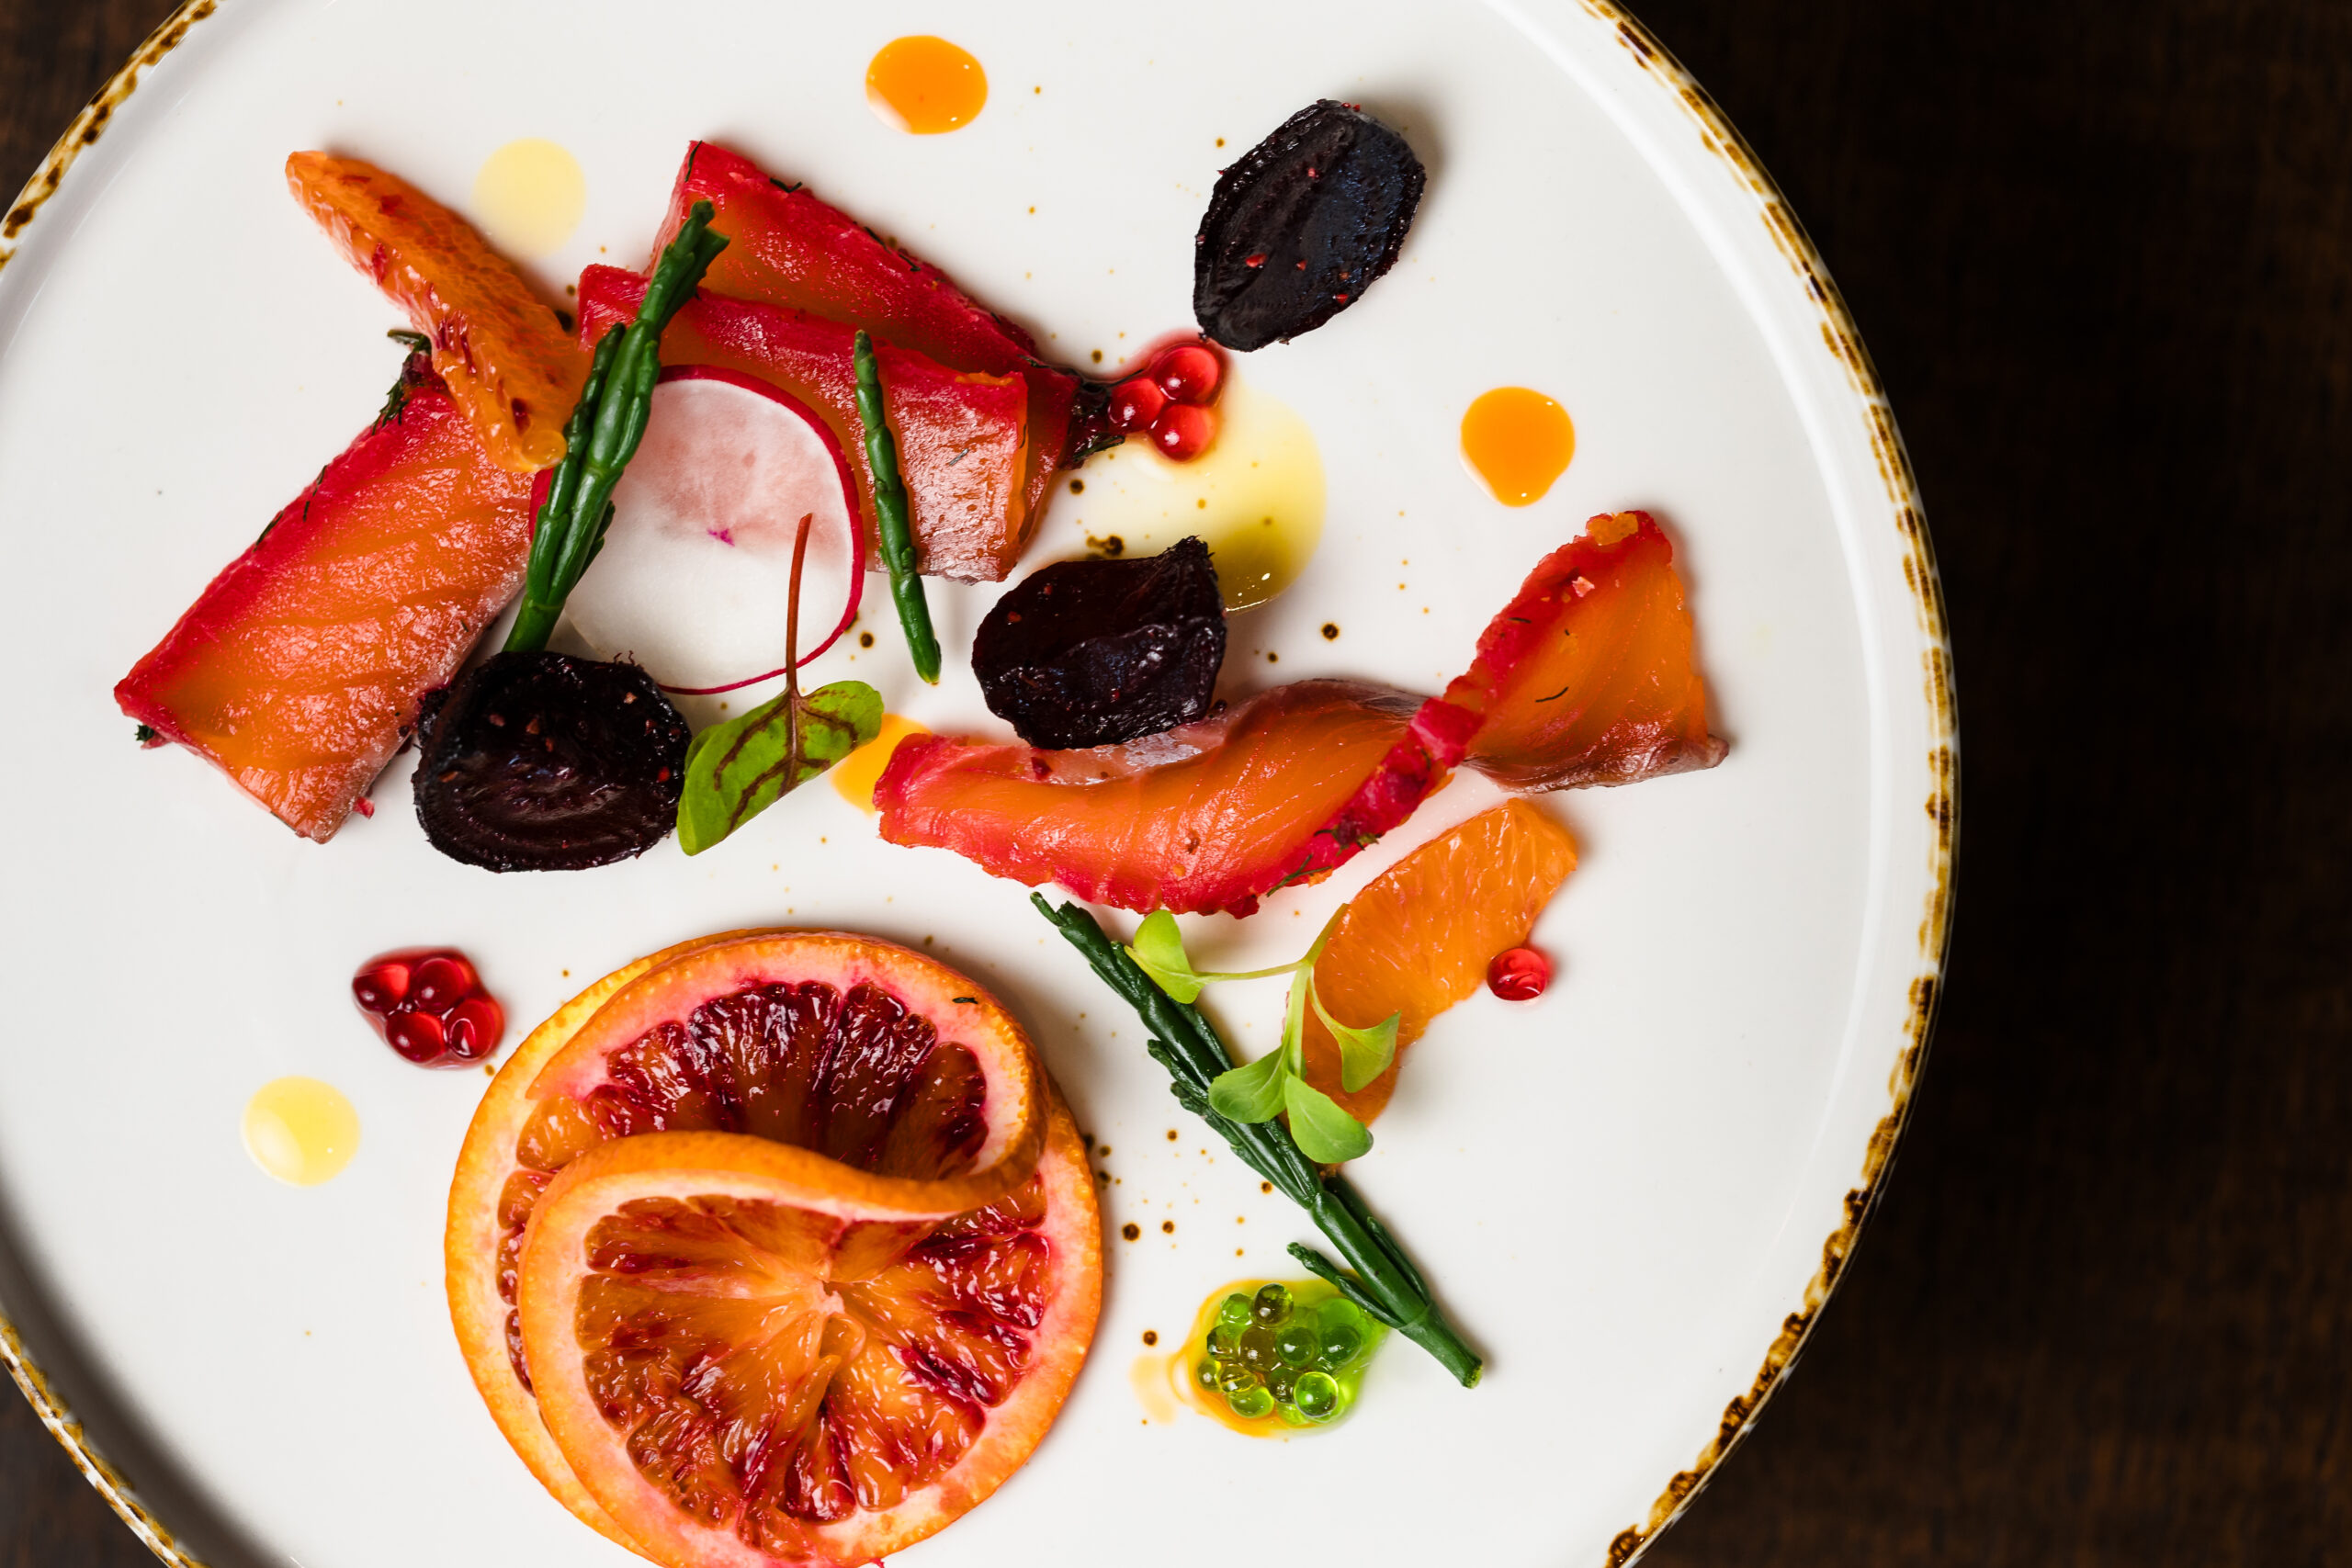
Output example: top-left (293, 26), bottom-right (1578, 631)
top-left (1153, 344), bottom-right (1222, 406)
top-left (387, 1010), bottom-right (448, 1064)
top-left (1109, 375), bottom-right (1167, 433)
top-left (1487, 946), bottom-right (1552, 1001)
top-left (352, 962), bottom-right (411, 1014)
top-left (446, 996), bottom-right (505, 1060)
top-left (410, 953), bottom-right (478, 1012)
top-left (1149, 402), bottom-right (1216, 461)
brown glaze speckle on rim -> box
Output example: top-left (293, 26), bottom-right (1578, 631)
top-left (0, 0), bottom-right (216, 269)
top-left (1582, 3), bottom-right (1959, 1564)
top-left (0, 9), bottom-right (222, 1557)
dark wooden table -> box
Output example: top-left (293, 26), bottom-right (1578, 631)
top-left (6, 3), bottom-right (2347, 1564)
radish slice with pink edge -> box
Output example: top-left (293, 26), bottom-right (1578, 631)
top-left (562, 367), bottom-right (865, 694)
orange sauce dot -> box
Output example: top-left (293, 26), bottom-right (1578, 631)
top-left (1460, 387), bottom-right (1576, 506)
top-left (833, 714), bottom-right (930, 813)
top-left (866, 37), bottom-right (989, 134)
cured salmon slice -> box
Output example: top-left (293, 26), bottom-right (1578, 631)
top-left (116, 355), bottom-right (538, 842)
top-left (577, 265), bottom-right (1030, 583)
top-left (287, 152), bottom-right (587, 473)
top-left (875, 681), bottom-right (1478, 918)
top-left (1449, 511), bottom-right (1727, 790)
top-left (651, 141), bottom-right (1080, 549)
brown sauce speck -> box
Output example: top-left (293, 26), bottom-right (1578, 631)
top-left (1166, 1129), bottom-right (1179, 1140)
top-left (1122, 1223), bottom-right (1141, 1241)
top-left (1142, 1330), bottom-right (1159, 1347)
top-left (1069, 478), bottom-right (1085, 494)
top-left (1322, 623), bottom-right (1340, 639)
top-left (1261, 1181), bottom-right (1272, 1193)
top-left (1161, 1220), bottom-right (1176, 1235)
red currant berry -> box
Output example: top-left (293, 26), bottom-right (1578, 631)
top-left (445, 996), bottom-right (505, 1061)
top-left (410, 953), bottom-right (478, 1012)
top-left (1486, 946), bottom-right (1552, 1001)
top-left (1109, 375), bottom-right (1167, 433)
top-left (1153, 344), bottom-right (1222, 406)
top-left (352, 962), bottom-right (411, 1015)
top-left (1150, 403), bottom-right (1216, 461)
top-left (386, 1010), bottom-right (448, 1064)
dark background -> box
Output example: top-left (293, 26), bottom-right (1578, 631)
top-left (5, 2), bottom-right (2346, 1564)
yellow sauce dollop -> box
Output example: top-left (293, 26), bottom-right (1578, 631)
top-left (471, 139), bottom-right (587, 261)
top-left (1461, 386), bottom-right (1576, 506)
top-left (243, 1077), bottom-right (360, 1187)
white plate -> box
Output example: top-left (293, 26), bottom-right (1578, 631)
top-left (0, 3), bottom-right (1954, 1565)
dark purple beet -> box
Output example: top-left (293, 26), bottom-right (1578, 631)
top-left (974, 536), bottom-right (1226, 750)
top-left (413, 652), bottom-right (688, 872)
top-left (1193, 100), bottom-right (1426, 352)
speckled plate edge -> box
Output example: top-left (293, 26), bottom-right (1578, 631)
top-left (0, 4), bottom-right (1958, 1564)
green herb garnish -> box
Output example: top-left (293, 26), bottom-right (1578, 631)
top-left (504, 201), bottom-right (729, 655)
top-left (676, 514), bottom-right (883, 853)
top-left (1127, 908), bottom-right (1398, 1163)
top-left (1034, 895), bottom-right (1480, 1386)
top-left (852, 328), bottom-right (942, 684)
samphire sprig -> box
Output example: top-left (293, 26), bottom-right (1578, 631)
top-left (504, 200), bottom-right (729, 655)
top-left (1125, 908), bottom-right (1398, 1165)
top-left (1033, 895), bottom-right (1481, 1386)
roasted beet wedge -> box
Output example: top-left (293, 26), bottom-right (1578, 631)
top-left (1194, 101), bottom-right (1426, 351)
top-left (116, 355), bottom-right (537, 842)
top-left (876, 680), bottom-right (1477, 918)
top-left (578, 265), bottom-right (1030, 582)
top-left (651, 141), bottom-right (1081, 537)
top-left (1448, 510), bottom-right (1728, 789)
top-left (973, 536), bottom-right (1227, 748)
top-left (413, 652), bottom-right (689, 872)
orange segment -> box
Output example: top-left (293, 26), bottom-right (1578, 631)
top-left (520, 1102), bottom-right (1099, 1568)
top-left (1298, 801), bottom-right (1577, 1122)
top-left (287, 152), bottom-right (586, 472)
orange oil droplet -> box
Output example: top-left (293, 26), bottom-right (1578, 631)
top-left (1460, 386), bottom-right (1576, 506)
top-left (866, 36), bottom-right (989, 134)
top-left (833, 714), bottom-right (931, 813)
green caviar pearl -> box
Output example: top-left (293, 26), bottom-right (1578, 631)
top-left (1217, 1293), bottom-right (1253, 1330)
top-left (1275, 1400), bottom-right (1314, 1427)
top-left (1265, 1364), bottom-right (1299, 1403)
top-left (1293, 1370), bottom-right (1342, 1422)
top-left (1216, 1360), bottom-right (1260, 1396)
top-left (1275, 1322), bottom-right (1319, 1367)
top-left (1195, 1359), bottom-right (1220, 1392)
top-left (1237, 1325), bottom-right (1279, 1371)
top-left (1317, 1321), bottom-right (1364, 1369)
top-left (1250, 1283), bottom-right (1294, 1325)
top-left (1205, 1323), bottom-right (1239, 1357)
top-left (1227, 1383), bottom-right (1276, 1420)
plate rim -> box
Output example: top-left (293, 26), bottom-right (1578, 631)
top-left (0, 4), bottom-right (1958, 1565)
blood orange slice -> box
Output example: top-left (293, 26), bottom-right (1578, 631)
top-left (518, 1100), bottom-right (1099, 1568)
top-left (1297, 801), bottom-right (1578, 1123)
top-left (447, 931), bottom-right (1051, 1552)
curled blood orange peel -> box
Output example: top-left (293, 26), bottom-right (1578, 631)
top-left (449, 930), bottom-right (1057, 1557)
top-left (1298, 801), bottom-right (1577, 1123)
top-left (521, 1103), bottom-right (1098, 1568)
top-left (288, 152), bottom-right (586, 472)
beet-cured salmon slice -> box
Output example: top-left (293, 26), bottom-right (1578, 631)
top-left (287, 152), bottom-right (587, 474)
top-left (117, 355), bottom-right (537, 842)
top-left (578, 265), bottom-right (1030, 582)
top-left (1448, 510), bottom-right (1728, 790)
top-left (651, 141), bottom-right (1080, 543)
top-left (875, 681), bottom-right (1479, 918)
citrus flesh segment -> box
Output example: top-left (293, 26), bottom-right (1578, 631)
top-left (287, 151), bottom-right (587, 472)
top-left (520, 1101), bottom-right (1100, 1568)
top-left (449, 932), bottom-right (763, 1551)
top-left (1446, 510), bottom-right (1728, 789)
top-left (875, 679), bottom-right (1479, 918)
top-left (1298, 801), bottom-right (1578, 1122)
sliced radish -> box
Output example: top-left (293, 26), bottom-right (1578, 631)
top-left (563, 367), bottom-right (864, 694)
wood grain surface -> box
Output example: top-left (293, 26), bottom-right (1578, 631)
top-left (5, 3), bottom-right (2348, 1565)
